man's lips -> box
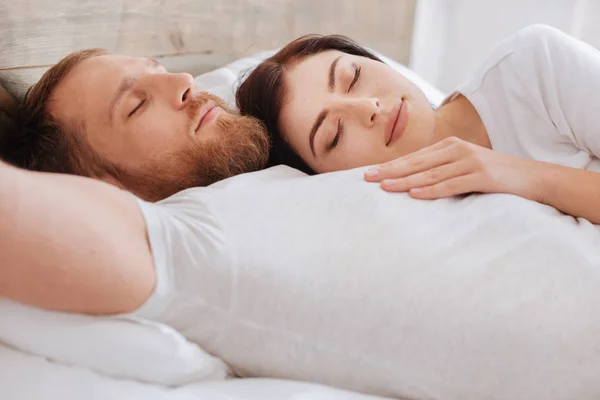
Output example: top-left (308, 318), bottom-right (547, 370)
top-left (194, 100), bottom-right (222, 134)
top-left (385, 98), bottom-right (408, 147)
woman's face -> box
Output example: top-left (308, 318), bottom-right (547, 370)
top-left (279, 50), bottom-right (437, 173)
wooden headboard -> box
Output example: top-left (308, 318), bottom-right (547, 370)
top-left (0, 0), bottom-right (415, 105)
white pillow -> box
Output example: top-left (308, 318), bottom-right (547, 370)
top-left (0, 299), bottom-right (229, 385)
top-left (193, 49), bottom-right (445, 109)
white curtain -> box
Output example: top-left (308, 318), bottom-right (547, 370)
top-left (409, 0), bottom-right (600, 93)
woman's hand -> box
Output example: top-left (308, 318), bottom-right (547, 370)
top-left (364, 137), bottom-right (539, 200)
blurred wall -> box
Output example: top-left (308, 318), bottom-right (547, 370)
top-left (0, 0), bottom-right (417, 100)
top-left (410, 0), bottom-right (599, 92)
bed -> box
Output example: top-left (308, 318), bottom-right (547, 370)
top-left (0, 1), bottom-right (417, 399)
top-left (5, 3), bottom-right (600, 400)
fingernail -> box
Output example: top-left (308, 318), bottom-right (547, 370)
top-left (365, 166), bottom-right (381, 178)
top-left (382, 179), bottom-right (395, 187)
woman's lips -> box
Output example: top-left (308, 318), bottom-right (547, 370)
top-left (385, 99), bottom-right (408, 147)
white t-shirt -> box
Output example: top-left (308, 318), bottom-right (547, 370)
top-left (446, 24), bottom-right (600, 171)
top-left (134, 162), bottom-right (600, 400)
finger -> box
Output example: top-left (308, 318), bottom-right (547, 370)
top-left (381, 136), bottom-right (457, 165)
top-left (369, 136), bottom-right (464, 170)
top-left (379, 160), bottom-right (472, 193)
top-left (408, 174), bottom-right (477, 200)
top-left (365, 146), bottom-right (456, 182)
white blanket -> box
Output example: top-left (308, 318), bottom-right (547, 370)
top-left (0, 299), bottom-right (389, 400)
top-left (0, 344), bottom-right (388, 400)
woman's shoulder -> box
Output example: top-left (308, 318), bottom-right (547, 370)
top-left (514, 24), bottom-right (568, 45)
top-left (511, 24), bottom-right (576, 62)
top-left (468, 24), bottom-right (575, 86)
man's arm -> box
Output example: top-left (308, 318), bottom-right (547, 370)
top-left (0, 161), bottom-right (155, 315)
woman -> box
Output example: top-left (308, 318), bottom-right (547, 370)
top-left (236, 24), bottom-right (600, 224)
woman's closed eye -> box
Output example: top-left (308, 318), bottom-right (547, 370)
top-left (327, 118), bottom-right (344, 151)
top-left (347, 64), bottom-right (361, 93)
top-left (128, 98), bottom-right (147, 118)
top-left (321, 64), bottom-right (360, 153)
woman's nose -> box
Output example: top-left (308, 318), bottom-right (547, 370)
top-left (347, 97), bottom-right (380, 127)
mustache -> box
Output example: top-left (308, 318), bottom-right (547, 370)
top-left (186, 92), bottom-right (233, 131)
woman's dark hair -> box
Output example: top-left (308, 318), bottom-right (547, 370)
top-left (236, 34), bottom-right (382, 174)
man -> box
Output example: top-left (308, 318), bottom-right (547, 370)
top-left (2, 49), bottom-right (270, 202)
top-left (0, 48), bottom-right (269, 314)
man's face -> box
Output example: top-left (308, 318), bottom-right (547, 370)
top-left (49, 54), bottom-right (269, 201)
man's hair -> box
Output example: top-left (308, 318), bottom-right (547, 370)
top-left (0, 48), bottom-right (109, 176)
top-left (236, 34), bottom-right (382, 174)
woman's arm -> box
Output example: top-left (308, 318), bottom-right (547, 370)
top-left (530, 160), bottom-right (600, 223)
top-left (364, 137), bottom-right (600, 223)
top-left (0, 161), bottom-right (155, 314)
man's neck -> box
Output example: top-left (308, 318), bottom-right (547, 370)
top-left (433, 94), bottom-right (491, 149)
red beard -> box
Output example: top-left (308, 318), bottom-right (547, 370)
top-left (116, 92), bottom-right (270, 202)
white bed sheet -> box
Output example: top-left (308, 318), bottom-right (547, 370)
top-left (0, 342), bottom-right (391, 400)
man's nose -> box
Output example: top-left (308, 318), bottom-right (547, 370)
top-left (163, 72), bottom-right (195, 110)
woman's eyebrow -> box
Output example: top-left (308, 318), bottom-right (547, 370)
top-left (328, 55), bottom-right (342, 91)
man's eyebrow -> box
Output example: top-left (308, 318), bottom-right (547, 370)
top-left (328, 55), bottom-right (342, 92)
top-left (147, 57), bottom-right (163, 69)
top-left (108, 76), bottom-right (136, 124)
top-left (107, 59), bottom-right (162, 123)
top-left (309, 109), bottom-right (329, 157)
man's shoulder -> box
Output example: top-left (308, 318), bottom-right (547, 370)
top-left (140, 165), bottom-right (306, 216)
top-left (209, 165), bottom-right (307, 190)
